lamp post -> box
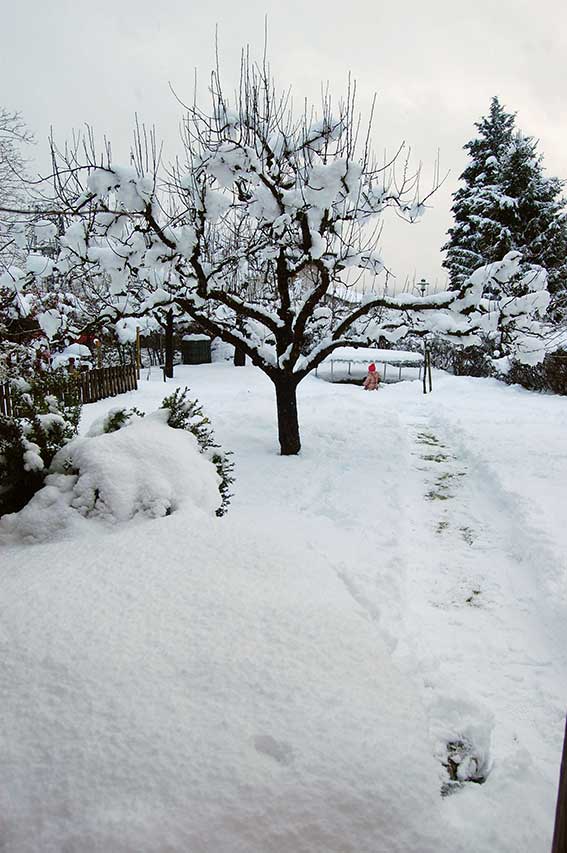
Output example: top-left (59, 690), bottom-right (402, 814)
top-left (417, 278), bottom-right (432, 394)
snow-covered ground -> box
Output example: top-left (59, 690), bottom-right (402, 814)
top-left (1, 364), bottom-right (566, 852)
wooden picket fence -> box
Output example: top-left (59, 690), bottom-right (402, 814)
top-left (0, 382), bottom-right (16, 417)
top-left (0, 364), bottom-right (138, 416)
top-left (78, 364), bottom-right (138, 404)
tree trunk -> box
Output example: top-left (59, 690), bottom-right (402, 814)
top-left (274, 375), bottom-right (301, 455)
top-left (164, 309), bottom-right (174, 378)
top-left (233, 345), bottom-right (246, 367)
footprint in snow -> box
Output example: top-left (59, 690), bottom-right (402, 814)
top-left (254, 734), bottom-right (294, 766)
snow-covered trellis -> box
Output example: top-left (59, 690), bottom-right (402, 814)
top-left (316, 347), bottom-right (424, 382)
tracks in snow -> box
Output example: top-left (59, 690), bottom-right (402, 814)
top-left (395, 401), bottom-right (567, 791)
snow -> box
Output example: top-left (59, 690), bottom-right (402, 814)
top-left (1, 364), bottom-right (566, 851)
top-left (86, 167), bottom-right (154, 212)
top-left (182, 334), bottom-right (211, 342)
top-left (37, 308), bottom-right (63, 339)
top-left (25, 253), bottom-right (54, 278)
top-left (33, 220), bottom-right (58, 243)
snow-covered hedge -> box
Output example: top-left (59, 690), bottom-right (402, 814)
top-left (0, 371), bottom-right (81, 516)
top-left (504, 348), bottom-right (567, 395)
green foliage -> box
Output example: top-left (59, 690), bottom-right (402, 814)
top-left (428, 338), bottom-right (495, 378)
top-left (451, 345), bottom-right (495, 378)
top-left (100, 406), bottom-right (145, 433)
top-left (505, 349), bottom-right (567, 395)
top-left (0, 370), bottom-right (81, 516)
top-left (160, 387), bottom-right (234, 516)
top-left (443, 96), bottom-right (567, 303)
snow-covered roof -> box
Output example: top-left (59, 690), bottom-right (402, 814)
top-left (182, 334), bottom-right (211, 342)
top-left (51, 344), bottom-right (93, 368)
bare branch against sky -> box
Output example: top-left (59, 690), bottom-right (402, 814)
top-left (1, 0), bottom-right (565, 289)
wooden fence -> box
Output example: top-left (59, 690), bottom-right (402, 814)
top-left (78, 364), bottom-right (138, 404)
top-left (0, 382), bottom-right (15, 417)
top-left (0, 364), bottom-right (138, 416)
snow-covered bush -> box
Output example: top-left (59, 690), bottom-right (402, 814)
top-left (84, 387), bottom-right (233, 516)
top-left (0, 407), bottom-right (225, 543)
top-left (0, 371), bottom-right (81, 516)
top-left (87, 405), bottom-right (145, 435)
top-left (451, 344), bottom-right (495, 378)
top-left (504, 348), bottom-right (567, 395)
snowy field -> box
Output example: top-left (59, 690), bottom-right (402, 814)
top-left (1, 364), bottom-right (566, 852)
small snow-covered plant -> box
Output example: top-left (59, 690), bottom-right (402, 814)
top-left (160, 387), bottom-right (234, 516)
top-left (0, 372), bottom-right (81, 515)
top-left (100, 406), bottom-right (145, 433)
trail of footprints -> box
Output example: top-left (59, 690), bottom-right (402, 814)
top-left (411, 427), bottom-right (493, 794)
top-left (415, 430), bottom-right (477, 549)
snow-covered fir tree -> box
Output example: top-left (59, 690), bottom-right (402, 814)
top-left (443, 97), bottom-right (567, 310)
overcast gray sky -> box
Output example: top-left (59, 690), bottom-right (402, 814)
top-left (2, 0), bottom-right (566, 291)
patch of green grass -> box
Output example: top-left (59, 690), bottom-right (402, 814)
top-left (416, 432), bottom-right (442, 447)
top-left (421, 453), bottom-right (450, 463)
top-left (426, 490), bottom-right (452, 501)
top-left (437, 471), bottom-right (462, 482)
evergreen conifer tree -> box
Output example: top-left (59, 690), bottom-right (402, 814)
top-left (443, 97), bottom-right (567, 310)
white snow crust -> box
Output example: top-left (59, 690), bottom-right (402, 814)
top-left (1, 364), bottom-right (566, 852)
top-left (326, 346), bottom-right (424, 364)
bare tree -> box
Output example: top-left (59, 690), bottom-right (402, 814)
top-left (0, 57), bottom-right (552, 453)
top-left (0, 109), bottom-right (33, 273)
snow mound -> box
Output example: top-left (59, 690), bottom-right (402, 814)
top-left (0, 411), bottom-right (221, 543)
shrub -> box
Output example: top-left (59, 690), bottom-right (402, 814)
top-left (160, 387), bottom-right (234, 517)
top-left (504, 348), bottom-right (567, 395)
top-left (93, 387), bottom-right (235, 517)
top-left (451, 345), bottom-right (495, 378)
top-left (0, 370), bottom-right (81, 516)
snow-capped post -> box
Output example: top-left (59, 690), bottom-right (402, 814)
top-left (135, 327), bottom-right (141, 380)
top-left (552, 716), bottom-right (567, 853)
top-left (0, 53), bottom-right (553, 455)
top-left (417, 278), bottom-right (432, 394)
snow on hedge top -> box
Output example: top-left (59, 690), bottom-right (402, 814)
top-left (0, 411), bottom-right (221, 543)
